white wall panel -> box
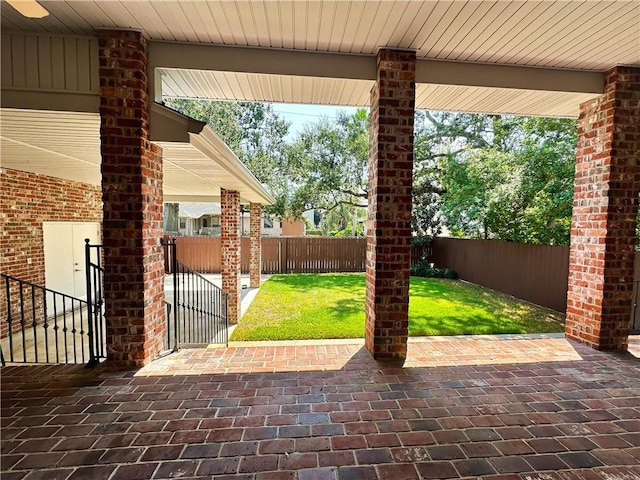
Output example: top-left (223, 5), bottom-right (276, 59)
top-left (2, 33), bottom-right (98, 94)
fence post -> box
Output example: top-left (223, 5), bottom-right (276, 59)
top-left (171, 238), bottom-right (179, 352)
top-left (84, 239), bottom-right (98, 367)
top-left (283, 238), bottom-right (289, 274)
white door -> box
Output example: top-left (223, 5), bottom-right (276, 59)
top-left (43, 222), bottom-right (100, 300)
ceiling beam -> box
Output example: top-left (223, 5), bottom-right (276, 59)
top-left (0, 90), bottom-right (99, 112)
top-left (149, 41), bottom-right (605, 95)
top-left (149, 41), bottom-right (375, 81)
top-left (416, 60), bottom-right (604, 94)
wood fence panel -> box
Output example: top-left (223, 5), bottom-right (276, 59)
top-left (261, 238), bottom-right (281, 274)
top-left (174, 236), bottom-right (221, 273)
top-left (240, 238), bottom-right (250, 273)
top-left (170, 236), bottom-right (428, 275)
top-left (431, 237), bottom-right (569, 312)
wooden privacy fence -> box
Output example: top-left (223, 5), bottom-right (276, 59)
top-left (262, 237), bottom-right (367, 273)
top-left (431, 237), bottom-right (570, 313)
top-left (432, 237), bottom-right (640, 326)
top-left (165, 236), bottom-right (429, 275)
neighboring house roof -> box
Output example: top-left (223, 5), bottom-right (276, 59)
top-left (178, 202), bottom-right (221, 219)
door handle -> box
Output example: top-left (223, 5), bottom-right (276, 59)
top-left (74, 269), bottom-right (82, 272)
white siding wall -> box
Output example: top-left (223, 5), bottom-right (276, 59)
top-left (1, 32), bottom-right (99, 94)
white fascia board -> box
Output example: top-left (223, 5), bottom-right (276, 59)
top-left (190, 126), bottom-right (275, 205)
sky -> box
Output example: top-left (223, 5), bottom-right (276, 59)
top-left (270, 103), bottom-right (363, 139)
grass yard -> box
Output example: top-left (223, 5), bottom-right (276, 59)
top-left (230, 273), bottom-right (564, 341)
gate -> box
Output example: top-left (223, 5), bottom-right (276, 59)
top-left (631, 280), bottom-right (640, 334)
top-left (163, 238), bottom-right (229, 348)
top-left (84, 240), bottom-right (107, 365)
top-left (1, 273), bottom-right (101, 365)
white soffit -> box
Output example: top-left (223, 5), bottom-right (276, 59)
top-left (0, 107), bottom-right (274, 204)
top-left (415, 85), bottom-right (600, 118)
top-left (159, 69), bottom-right (373, 107)
top-left (0, 109), bottom-right (101, 185)
top-left (1, 1), bottom-right (637, 71)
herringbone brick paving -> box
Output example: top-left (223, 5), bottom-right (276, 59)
top-left (1, 335), bottom-right (639, 479)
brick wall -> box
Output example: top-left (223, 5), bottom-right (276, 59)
top-left (566, 66), bottom-right (640, 351)
top-left (221, 189), bottom-right (241, 324)
top-left (0, 168), bottom-right (102, 340)
top-left (365, 49), bottom-right (416, 363)
top-left (99, 29), bottom-right (165, 367)
top-left (0, 168), bottom-right (102, 284)
top-left (249, 203), bottom-right (262, 288)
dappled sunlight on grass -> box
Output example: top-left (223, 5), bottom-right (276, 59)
top-left (230, 273), bottom-right (564, 341)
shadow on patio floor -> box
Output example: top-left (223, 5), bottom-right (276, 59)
top-left (2, 335), bottom-right (639, 479)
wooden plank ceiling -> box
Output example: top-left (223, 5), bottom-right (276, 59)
top-left (2, 1), bottom-right (637, 71)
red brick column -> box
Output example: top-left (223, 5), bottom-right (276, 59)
top-left (249, 203), bottom-right (262, 288)
top-left (99, 30), bottom-right (166, 367)
top-left (221, 188), bottom-right (241, 324)
top-left (566, 66), bottom-right (640, 351)
top-left (365, 49), bottom-right (416, 363)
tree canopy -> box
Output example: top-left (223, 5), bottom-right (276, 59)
top-left (164, 98), bottom-right (589, 245)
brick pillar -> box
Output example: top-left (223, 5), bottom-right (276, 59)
top-left (98, 30), bottom-right (166, 367)
top-left (221, 188), bottom-right (241, 324)
top-left (365, 49), bottom-right (416, 363)
top-left (566, 66), bottom-right (640, 351)
top-left (249, 203), bottom-right (262, 288)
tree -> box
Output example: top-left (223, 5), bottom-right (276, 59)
top-left (163, 98), bottom-right (291, 217)
top-left (284, 109), bottom-right (369, 219)
top-left (430, 115), bottom-right (577, 244)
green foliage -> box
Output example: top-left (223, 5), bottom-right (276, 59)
top-left (229, 273), bottom-right (564, 341)
top-left (164, 98), bottom-right (292, 217)
top-left (410, 236), bottom-right (432, 247)
top-left (416, 114), bottom-right (578, 245)
top-left (410, 261), bottom-right (458, 279)
top-left (164, 99), bottom-right (582, 246)
top-left (285, 109), bottom-right (369, 221)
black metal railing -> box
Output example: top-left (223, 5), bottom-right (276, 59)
top-left (85, 239), bottom-right (106, 365)
top-left (1, 273), bottom-right (100, 365)
top-left (631, 280), bottom-right (640, 334)
top-left (162, 238), bottom-right (229, 347)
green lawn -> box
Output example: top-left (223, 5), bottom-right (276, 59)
top-left (230, 273), bottom-right (564, 341)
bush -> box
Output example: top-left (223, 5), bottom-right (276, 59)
top-left (410, 261), bottom-right (458, 279)
top-left (411, 236), bottom-right (432, 247)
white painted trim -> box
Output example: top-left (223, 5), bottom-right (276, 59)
top-left (190, 126), bottom-right (275, 205)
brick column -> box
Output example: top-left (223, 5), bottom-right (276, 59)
top-left (221, 188), bottom-right (241, 324)
top-left (98, 30), bottom-right (166, 367)
top-left (365, 49), bottom-right (416, 363)
top-left (566, 66), bottom-right (640, 351)
top-left (249, 203), bottom-right (262, 288)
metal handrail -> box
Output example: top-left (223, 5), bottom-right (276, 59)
top-left (85, 239), bottom-right (105, 366)
top-left (162, 238), bottom-right (229, 349)
top-left (1, 272), bottom-right (97, 365)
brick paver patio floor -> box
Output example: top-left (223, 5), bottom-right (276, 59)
top-left (2, 335), bottom-right (639, 479)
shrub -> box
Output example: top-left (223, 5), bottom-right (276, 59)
top-left (411, 236), bottom-right (432, 247)
top-left (410, 261), bottom-right (458, 279)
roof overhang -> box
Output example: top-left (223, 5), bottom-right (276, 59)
top-left (150, 42), bottom-right (605, 118)
top-left (1, 1), bottom-right (638, 118)
top-left (151, 103), bottom-right (275, 204)
top-left (0, 104), bottom-right (275, 205)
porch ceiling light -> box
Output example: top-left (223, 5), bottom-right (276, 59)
top-left (6, 0), bottom-right (49, 18)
